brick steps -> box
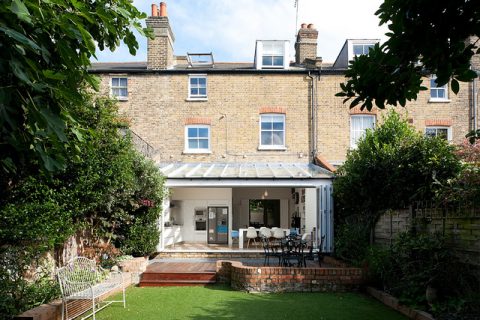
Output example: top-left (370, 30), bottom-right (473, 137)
top-left (139, 271), bottom-right (216, 287)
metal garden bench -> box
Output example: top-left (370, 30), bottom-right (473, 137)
top-left (56, 256), bottom-right (125, 320)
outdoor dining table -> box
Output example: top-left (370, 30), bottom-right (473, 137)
top-left (279, 237), bottom-right (307, 267)
top-left (261, 236), bottom-right (307, 267)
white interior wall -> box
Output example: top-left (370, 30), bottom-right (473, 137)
top-left (169, 188), bottom-right (232, 243)
top-left (232, 188), bottom-right (291, 229)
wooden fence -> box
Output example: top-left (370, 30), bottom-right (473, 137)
top-left (374, 202), bottom-right (480, 266)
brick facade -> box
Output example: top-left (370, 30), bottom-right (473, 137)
top-left (97, 70), bottom-right (472, 164)
top-left (93, 4), bottom-right (477, 166)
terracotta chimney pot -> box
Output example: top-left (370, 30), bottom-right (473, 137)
top-left (307, 23), bottom-right (315, 29)
top-left (151, 4), bottom-right (158, 16)
top-left (159, 2), bottom-right (167, 17)
top-left (301, 23), bottom-right (307, 29)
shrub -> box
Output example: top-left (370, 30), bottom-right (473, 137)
top-left (334, 220), bottom-right (370, 265)
top-left (335, 111), bottom-right (460, 225)
top-left (366, 231), bottom-right (479, 313)
top-left (435, 139), bottom-right (480, 206)
top-left (0, 97), bottom-right (165, 315)
top-left (0, 247), bottom-right (60, 319)
top-left (120, 221), bottom-right (159, 257)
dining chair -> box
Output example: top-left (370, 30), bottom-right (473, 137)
top-left (246, 227), bottom-right (258, 248)
top-left (261, 237), bottom-right (281, 266)
top-left (259, 227), bottom-right (272, 238)
top-left (272, 228), bottom-right (285, 240)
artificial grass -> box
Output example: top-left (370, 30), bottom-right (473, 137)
top-left (91, 285), bottom-right (407, 320)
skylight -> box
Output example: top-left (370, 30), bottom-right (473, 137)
top-left (187, 53), bottom-right (215, 68)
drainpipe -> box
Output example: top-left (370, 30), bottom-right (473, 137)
top-left (307, 70), bottom-right (320, 162)
top-left (307, 72), bottom-right (316, 162)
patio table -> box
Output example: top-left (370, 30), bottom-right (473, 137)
top-left (280, 238), bottom-right (307, 267)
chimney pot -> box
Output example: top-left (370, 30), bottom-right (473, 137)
top-left (151, 4), bottom-right (158, 17)
top-left (160, 2), bottom-right (167, 17)
top-left (307, 23), bottom-right (315, 29)
top-left (301, 23), bottom-right (307, 29)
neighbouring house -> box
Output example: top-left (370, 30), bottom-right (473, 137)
top-left (90, 2), bottom-right (479, 253)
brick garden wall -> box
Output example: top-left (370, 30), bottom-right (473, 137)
top-left (216, 259), bottom-right (363, 293)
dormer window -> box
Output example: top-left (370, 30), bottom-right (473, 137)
top-left (262, 42), bottom-right (284, 67)
top-left (352, 44), bottom-right (374, 56)
top-left (333, 39), bottom-right (379, 68)
top-left (255, 40), bottom-right (289, 70)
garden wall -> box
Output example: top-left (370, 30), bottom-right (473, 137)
top-left (216, 258), bottom-right (364, 293)
top-left (374, 205), bottom-right (480, 266)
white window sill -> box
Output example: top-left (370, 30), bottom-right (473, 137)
top-left (428, 98), bottom-right (450, 103)
top-left (258, 146), bottom-right (287, 151)
top-left (186, 97), bottom-right (208, 102)
top-left (261, 66), bottom-right (286, 70)
top-left (112, 96), bottom-right (128, 101)
top-left (183, 150), bottom-right (212, 154)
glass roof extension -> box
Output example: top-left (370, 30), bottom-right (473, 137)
top-left (158, 163), bottom-right (333, 179)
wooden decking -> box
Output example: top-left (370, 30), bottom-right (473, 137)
top-left (139, 261), bottom-right (217, 287)
top-left (145, 261), bottom-right (216, 273)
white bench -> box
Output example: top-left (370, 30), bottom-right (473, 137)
top-left (56, 256), bottom-right (125, 320)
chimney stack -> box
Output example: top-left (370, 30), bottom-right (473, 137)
top-left (159, 2), bottom-right (167, 17)
top-left (295, 22), bottom-right (318, 66)
top-left (146, 2), bottom-right (175, 70)
top-left (151, 4), bottom-right (158, 16)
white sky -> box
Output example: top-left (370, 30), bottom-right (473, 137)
top-left (94, 0), bottom-right (388, 64)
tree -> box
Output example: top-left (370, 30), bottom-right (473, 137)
top-left (0, 0), bottom-right (151, 177)
top-left (333, 111), bottom-right (460, 263)
top-left (336, 0), bottom-right (480, 111)
top-left (334, 111), bottom-right (460, 224)
top-left (0, 97), bottom-right (165, 318)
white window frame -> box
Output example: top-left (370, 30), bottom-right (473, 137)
top-left (261, 42), bottom-right (285, 69)
top-left (425, 126), bottom-right (452, 141)
top-left (429, 76), bottom-right (449, 102)
top-left (188, 74), bottom-right (207, 100)
top-left (350, 115), bottom-right (376, 149)
top-left (352, 44), bottom-right (374, 56)
top-left (184, 125), bottom-right (211, 153)
top-left (259, 114), bottom-right (286, 150)
top-left (110, 77), bottom-right (128, 100)
top-left (255, 41), bottom-right (289, 70)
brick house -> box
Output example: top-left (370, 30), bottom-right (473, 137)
top-left (90, 2), bottom-right (479, 252)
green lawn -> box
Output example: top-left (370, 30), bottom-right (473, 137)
top-left (93, 285), bottom-right (407, 320)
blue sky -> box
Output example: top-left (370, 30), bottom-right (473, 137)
top-left (95, 0), bottom-right (387, 64)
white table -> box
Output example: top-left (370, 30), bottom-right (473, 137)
top-left (238, 228), bottom-right (290, 249)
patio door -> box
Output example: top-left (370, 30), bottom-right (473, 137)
top-left (207, 206), bottom-right (229, 244)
